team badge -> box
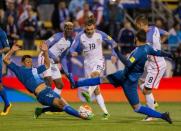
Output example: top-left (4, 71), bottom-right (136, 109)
top-left (129, 57), bottom-right (135, 63)
top-left (107, 36), bottom-right (112, 40)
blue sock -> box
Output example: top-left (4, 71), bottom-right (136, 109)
top-left (63, 105), bottom-right (80, 118)
top-left (135, 105), bottom-right (163, 118)
top-left (0, 88), bottom-right (10, 106)
top-left (77, 77), bottom-right (101, 87)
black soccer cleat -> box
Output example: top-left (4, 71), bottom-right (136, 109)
top-left (34, 107), bottom-right (42, 119)
top-left (162, 112), bottom-right (173, 124)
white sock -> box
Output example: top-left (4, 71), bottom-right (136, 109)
top-left (146, 93), bottom-right (155, 110)
top-left (88, 86), bottom-right (97, 96)
top-left (53, 87), bottom-right (61, 96)
top-left (96, 94), bottom-right (108, 114)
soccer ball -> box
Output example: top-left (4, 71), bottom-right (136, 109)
top-left (78, 104), bottom-right (93, 118)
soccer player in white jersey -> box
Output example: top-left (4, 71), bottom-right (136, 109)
top-left (70, 16), bottom-right (117, 119)
top-left (135, 16), bottom-right (169, 121)
top-left (38, 22), bottom-right (73, 96)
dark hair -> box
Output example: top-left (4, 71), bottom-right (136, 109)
top-left (85, 15), bottom-right (96, 26)
top-left (21, 55), bottom-right (32, 62)
top-left (135, 15), bottom-right (148, 25)
top-left (136, 30), bottom-right (147, 42)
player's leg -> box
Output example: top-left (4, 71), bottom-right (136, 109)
top-left (0, 83), bottom-right (11, 116)
top-left (142, 70), bottom-right (158, 110)
top-left (122, 80), bottom-right (172, 124)
top-left (51, 63), bottom-right (64, 95)
top-left (0, 57), bottom-right (11, 116)
top-left (71, 70), bottom-right (123, 88)
top-left (94, 86), bottom-right (110, 119)
top-left (90, 70), bottom-right (109, 119)
top-left (38, 53), bottom-right (54, 87)
top-left (44, 76), bottom-right (53, 87)
top-left (36, 87), bottom-right (92, 119)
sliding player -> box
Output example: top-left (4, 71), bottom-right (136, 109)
top-left (3, 44), bottom-right (92, 120)
top-left (69, 30), bottom-right (172, 124)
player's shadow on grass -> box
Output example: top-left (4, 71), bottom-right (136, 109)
top-left (39, 116), bottom-right (81, 121)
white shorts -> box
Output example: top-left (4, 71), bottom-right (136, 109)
top-left (84, 58), bottom-right (105, 78)
top-left (77, 58), bottom-right (105, 99)
top-left (140, 61), bottom-right (166, 89)
top-left (38, 52), bottom-right (62, 80)
top-left (78, 86), bottom-right (96, 102)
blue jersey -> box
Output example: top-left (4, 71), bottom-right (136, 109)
top-left (120, 44), bottom-right (170, 82)
top-left (7, 62), bottom-right (47, 93)
top-left (0, 28), bottom-right (9, 57)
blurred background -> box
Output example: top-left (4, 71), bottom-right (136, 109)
top-left (0, 0), bottom-right (180, 102)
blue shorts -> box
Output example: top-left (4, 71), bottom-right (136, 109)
top-left (0, 56), bottom-right (2, 83)
top-left (37, 87), bottom-right (60, 106)
top-left (107, 70), bottom-right (139, 105)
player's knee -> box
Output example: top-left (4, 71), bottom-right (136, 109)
top-left (54, 80), bottom-right (64, 89)
top-left (90, 72), bottom-right (100, 78)
top-left (101, 77), bottom-right (110, 83)
top-left (94, 87), bottom-right (100, 95)
top-left (133, 104), bottom-right (142, 112)
top-left (143, 87), bottom-right (152, 95)
top-left (44, 77), bottom-right (53, 87)
top-left (53, 98), bottom-right (66, 109)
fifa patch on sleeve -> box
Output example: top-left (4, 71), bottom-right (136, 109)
top-left (107, 36), bottom-right (112, 40)
top-left (129, 57), bottom-right (135, 63)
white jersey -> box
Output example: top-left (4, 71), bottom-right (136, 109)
top-left (46, 32), bottom-right (71, 61)
top-left (70, 30), bottom-right (116, 63)
top-left (146, 26), bottom-right (167, 67)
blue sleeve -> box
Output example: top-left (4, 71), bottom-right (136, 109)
top-left (46, 33), bottom-right (62, 47)
top-left (99, 30), bottom-right (117, 56)
top-left (114, 47), bottom-right (140, 68)
top-left (147, 45), bottom-right (171, 58)
top-left (7, 62), bottom-right (21, 77)
top-left (159, 28), bottom-right (168, 36)
top-left (0, 31), bottom-right (10, 48)
top-left (99, 30), bottom-right (117, 47)
top-left (70, 32), bottom-right (82, 53)
top-left (37, 65), bottom-right (47, 74)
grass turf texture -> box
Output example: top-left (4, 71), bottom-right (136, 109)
top-left (0, 102), bottom-right (181, 131)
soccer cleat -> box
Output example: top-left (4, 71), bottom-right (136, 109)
top-left (162, 112), bottom-right (172, 124)
top-left (142, 116), bottom-right (158, 121)
top-left (34, 107), bottom-right (42, 119)
top-left (81, 91), bottom-right (91, 103)
top-left (154, 101), bottom-right (159, 109)
top-left (102, 113), bottom-right (110, 120)
top-left (0, 103), bottom-right (12, 116)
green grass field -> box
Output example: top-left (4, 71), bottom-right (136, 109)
top-left (0, 102), bottom-right (181, 131)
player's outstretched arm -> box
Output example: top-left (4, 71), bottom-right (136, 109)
top-left (113, 46), bottom-right (130, 66)
top-left (148, 46), bottom-right (172, 59)
top-left (3, 45), bottom-right (21, 65)
top-left (40, 43), bottom-right (50, 69)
